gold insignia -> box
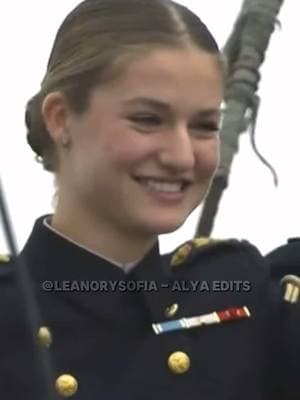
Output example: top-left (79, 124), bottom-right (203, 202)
top-left (170, 243), bottom-right (193, 267)
top-left (0, 254), bottom-right (10, 263)
top-left (37, 326), bottom-right (52, 348)
top-left (281, 275), bottom-right (300, 304)
top-left (170, 237), bottom-right (224, 268)
top-left (165, 303), bottom-right (179, 318)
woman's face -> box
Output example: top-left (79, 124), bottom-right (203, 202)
top-left (60, 47), bottom-right (223, 238)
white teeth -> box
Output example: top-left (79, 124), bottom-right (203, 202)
top-left (142, 179), bottom-right (182, 193)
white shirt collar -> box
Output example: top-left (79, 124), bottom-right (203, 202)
top-left (43, 217), bottom-right (141, 273)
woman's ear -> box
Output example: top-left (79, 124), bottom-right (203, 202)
top-left (41, 92), bottom-right (70, 145)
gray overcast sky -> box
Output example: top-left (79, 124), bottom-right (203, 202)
top-left (0, 1), bottom-right (299, 255)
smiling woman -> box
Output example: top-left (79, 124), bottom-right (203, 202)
top-left (24, 0), bottom-right (224, 263)
top-left (0, 0), bottom-right (294, 399)
top-left (40, 47), bottom-right (223, 260)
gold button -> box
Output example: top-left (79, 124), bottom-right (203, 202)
top-left (165, 303), bottom-right (179, 318)
top-left (37, 326), bottom-right (52, 348)
top-left (168, 351), bottom-right (190, 374)
top-left (56, 374), bottom-right (78, 397)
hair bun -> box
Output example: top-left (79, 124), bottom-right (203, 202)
top-left (25, 107), bottom-right (32, 130)
top-left (25, 105), bottom-right (43, 157)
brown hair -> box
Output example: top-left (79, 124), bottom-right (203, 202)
top-left (25, 0), bottom-right (222, 172)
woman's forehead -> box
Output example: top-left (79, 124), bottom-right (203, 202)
top-left (97, 47), bottom-right (223, 104)
top-left (118, 47), bottom-right (221, 82)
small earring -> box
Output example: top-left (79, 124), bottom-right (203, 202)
top-left (35, 155), bottom-right (43, 163)
top-left (61, 134), bottom-right (70, 147)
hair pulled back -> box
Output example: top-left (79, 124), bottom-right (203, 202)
top-left (25, 0), bottom-right (221, 172)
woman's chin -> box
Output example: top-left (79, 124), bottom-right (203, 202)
top-left (141, 216), bottom-right (187, 235)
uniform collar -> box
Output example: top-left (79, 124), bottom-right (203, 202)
top-left (42, 216), bottom-right (141, 273)
top-left (20, 215), bottom-right (174, 322)
top-left (21, 215), bottom-right (163, 282)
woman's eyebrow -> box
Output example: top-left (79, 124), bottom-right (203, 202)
top-left (121, 97), bottom-right (221, 119)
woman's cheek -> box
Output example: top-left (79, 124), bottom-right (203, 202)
top-left (110, 136), bottom-right (155, 166)
top-left (195, 140), bottom-right (220, 178)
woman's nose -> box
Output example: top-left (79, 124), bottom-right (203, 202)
top-left (159, 127), bottom-right (196, 172)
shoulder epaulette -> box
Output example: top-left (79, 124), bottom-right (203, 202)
top-left (0, 254), bottom-right (10, 263)
top-left (0, 254), bottom-right (13, 277)
top-left (266, 238), bottom-right (300, 279)
top-left (170, 236), bottom-right (243, 268)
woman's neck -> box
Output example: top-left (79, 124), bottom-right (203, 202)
top-left (51, 203), bottom-right (158, 265)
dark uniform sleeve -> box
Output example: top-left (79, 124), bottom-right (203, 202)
top-left (265, 239), bottom-right (300, 400)
top-left (0, 255), bottom-right (43, 399)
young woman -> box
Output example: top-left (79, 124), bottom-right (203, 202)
top-left (0, 0), bottom-right (293, 399)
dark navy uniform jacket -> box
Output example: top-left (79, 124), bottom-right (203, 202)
top-left (0, 216), bottom-right (296, 399)
top-left (265, 239), bottom-right (300, 400)
top-left (266, 238), bottom-right (300, 280)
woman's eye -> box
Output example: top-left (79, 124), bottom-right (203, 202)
top-left (129, 114), bottom-right (161, 126)
top-left (191, 122), bottom-right (220, 134)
